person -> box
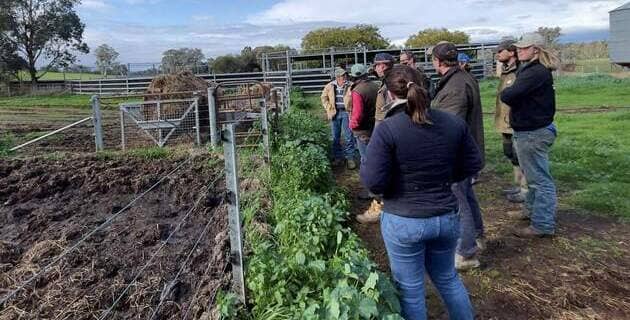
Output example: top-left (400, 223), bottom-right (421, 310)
top-left (361, 65), bottom-right (480, 320)
top-left (356, 53), bottom-right (395, 224)
top-left (457, 53), bottom-right (472, 73)
top-left (495, 39), bottom-right (528, 203)
top-left (399, 50), bottom-right (432, 94)
top-left (320, 67), bottom-right (357, 169)
top-left (348, 64), bottom-right (379, 165)
top-left (500, 32), bottom-right (559, 238)
top-left (430, 41), bottom-right (485, 270)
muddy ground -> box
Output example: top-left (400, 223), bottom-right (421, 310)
top-left (335, 166), bottom-right (630, 320)
top-left (0, 153), bottom-right (230, 319)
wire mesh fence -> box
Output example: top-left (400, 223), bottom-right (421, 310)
top-left (0, 155), bottom-right (231, 319)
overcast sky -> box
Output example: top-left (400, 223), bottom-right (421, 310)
top-left (76, 0), bottom-right (627, 65)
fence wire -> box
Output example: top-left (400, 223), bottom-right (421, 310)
top-left (0, 156), bottom-right (193, 308)
top-left (98, 170), bottom-right (224, 319)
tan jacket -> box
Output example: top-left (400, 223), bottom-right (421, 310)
top-left (321, 80), bottom-right (352, 120)
top-left (374, 81), bottom-right (392, 126)
top-left (495, 62), bottom-right (518, 134)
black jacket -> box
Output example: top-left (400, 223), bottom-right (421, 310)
top-left (500, 61), bottom-right (556, 131)
top-left (360, 104), bottom-right (483, 218)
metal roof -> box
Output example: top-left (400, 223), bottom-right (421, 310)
top-left (611, 2), bottom-right (630, 12)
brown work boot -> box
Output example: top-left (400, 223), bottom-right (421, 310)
top-left (356, 200), bottom-right (381, 224)
top-left (506, 210), bottom-right (529, 220)
top-left (455, 254), bottom-right (481, 271)
top-left (513, 226), bottom-right (553, 238)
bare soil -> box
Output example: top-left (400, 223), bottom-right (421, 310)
top-left (0, 154), bottom-right (230, 319)
top-left (334, 166), bottom-right (630, 320)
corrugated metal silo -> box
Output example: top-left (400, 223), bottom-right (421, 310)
top-left (609, 2), bottom-right (630, 66)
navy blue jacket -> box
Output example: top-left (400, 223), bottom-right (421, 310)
top-left (500, 61), bottom-right (556, 131)
top-left (360, 104), bottom-right (483, 218)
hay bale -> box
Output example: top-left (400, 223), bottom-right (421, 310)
top-left (145, 71), bottom-right (209, 102)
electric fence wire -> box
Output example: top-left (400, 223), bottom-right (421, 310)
top-left (0, 156), bottom-right (194, 308)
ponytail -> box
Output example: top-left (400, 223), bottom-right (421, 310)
top-left (536, 47), bottom-right (560, 71)
top-left (405, 82), bottom-right (431, 125)
top-left (384, 65), bottom-right (432, 125)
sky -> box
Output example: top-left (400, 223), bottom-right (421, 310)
top-left (76, 0), bottom-right (628, 65)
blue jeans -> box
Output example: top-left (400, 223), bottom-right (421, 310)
top-left (452, 177), bottom-right (483, 258)
top-left (381, 212), bottom-right (474, 320)
top-left (331, 110), bottom-right (355, 160)
top-left (513, 127), bottom-right (557, 234)
top-left (355, 134), bottom-right (369, 165)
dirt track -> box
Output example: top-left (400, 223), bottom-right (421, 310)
top-left (335, 166), bottom-right (630, 320)
top-left (0, 154), bottom-right (230, 319)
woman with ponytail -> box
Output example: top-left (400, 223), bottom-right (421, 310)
top-left (360, 65), bottom-right (481, 320)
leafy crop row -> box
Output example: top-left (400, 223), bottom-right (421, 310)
top-left (218, 91), bottom-right (403, 319)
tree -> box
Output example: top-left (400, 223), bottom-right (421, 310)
top-left (161, 48), bottom-right (206, 74)
top-left (0, 0), bottom-right (26, 83)
top-left (95, 44), bottom-right (120, 78)
top-left (301, 25), bottom-right (389, 50)
top-left (0, 0), bottom-right (89, 85)
top-left (211, 55), bottom-right (245, 74)
top-left (405, 28), bottom-right (470, 48)
top-left (536, 26), bottom-right (562, 49)
top-left (240, 46), bottom-right (260, 72)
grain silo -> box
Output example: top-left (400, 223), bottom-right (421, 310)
top-left (609, 2), bottom-right (630, 67)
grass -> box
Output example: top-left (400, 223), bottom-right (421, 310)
top-left (483, 110), bottom-right (630, 219)
top-left (17, 71), bottom-right (103, 81)
top-left (479, 74), bottom-right (630, 112)
top-left (0, 94), bottom-right (138, 109)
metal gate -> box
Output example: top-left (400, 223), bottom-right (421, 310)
top-left (119, 97), bottom-right (200, 149)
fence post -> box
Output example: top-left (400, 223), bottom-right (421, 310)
top-left (363, 46), bottom-right (367, 65)
top-left (260, 100), bottom-right (271, 164)
top-left (193, 96), bottom-right (201, 145)
top-left (120, 107), bottom-right (126, 151)
top-left (91, 95), bottom-right (104, 152)
top-left (99, 79), bottom-right (102, 95)
top-left (481, 43), bottom-right (487, 78)
top-left (285, 50), bottom-right (292, 89)
top-left (208, 86), bottom-right (218, 148)
top-left (222, 123), bottom-right (246, 304)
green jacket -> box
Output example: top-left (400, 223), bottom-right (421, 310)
top-left (431, 67), bottom-right (485, 167)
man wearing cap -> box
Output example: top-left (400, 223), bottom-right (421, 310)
top-left (431, 41), bottom-right (485, 270)
top-left (399, 50), bottom-right (432, 95)
top-left (373, 53), bottom-right (396, 126)
top-left (495, 39), bottom-right (528, 204)
top-left (321, 67), bottom-right (357, 169)
top-left (348, 64), bottom-right (381, 211)
top-left (500, 32), bottom-right (558, 238)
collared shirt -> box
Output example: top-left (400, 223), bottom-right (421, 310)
top-left (334, 81), bottom-right (348, 110)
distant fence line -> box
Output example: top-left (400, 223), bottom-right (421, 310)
top-left (4, 43), bottom-right (499, 96)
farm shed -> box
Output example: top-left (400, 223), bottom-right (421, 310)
top-left (609, 2), bottom-right (630, 67)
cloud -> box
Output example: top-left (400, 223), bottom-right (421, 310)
top-left (76, 0), bottom-right (626, 64)
top-left (80, 0), bottom-right (110, 10)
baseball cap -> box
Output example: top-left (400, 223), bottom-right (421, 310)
top-left (350, 64), bottom-right (368, 77)
top-left (457, 53), bottom-right (471, 63)
top-left (514, 32), bottom-right (545, 48)
top-left (373, 53), bottom-right (395, 65)
top-left (496, 38), bottom-right (517, 53)
top-left (333, 67), bottom-right (347, 77)
top-left (431, 41), bottom-right (458, 62)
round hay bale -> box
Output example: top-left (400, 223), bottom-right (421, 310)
top-left (145, 71), bottom-right (209, 101)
